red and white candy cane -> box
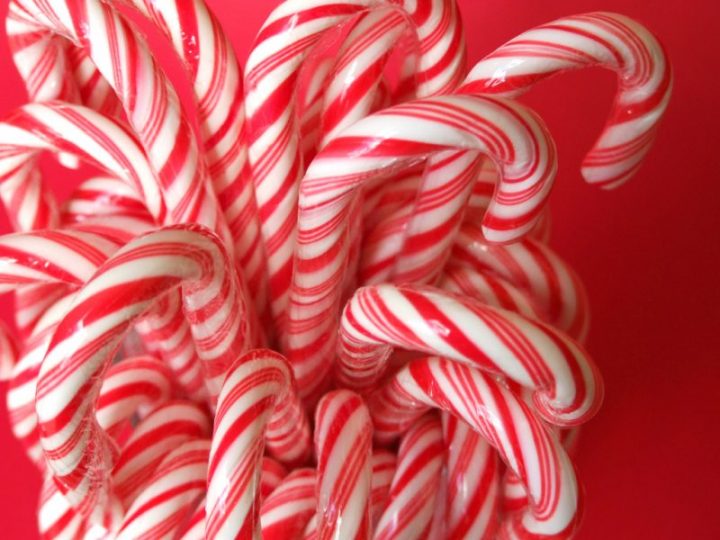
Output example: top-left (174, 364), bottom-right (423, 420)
top-left (9, 0), bottom-right (230, 242)
top-left (371, 357), bottom-right (580, 538)
top-left (35, 225), bottom-right (252, 520)
top-left (6, 7), bottom-right (119, 115)
top-left (461, 12), bottom-right (672, 187)
top-left (369, 449), bottom-right (396, 528)
top-left (205, 349), bottom-right (311, 539)
top-left (318, 7), bottom-right (410, 147)
top-left (290, 94), bottom-right (558, 399)
top-left (260, 468), bottom-right (317, 540)
top-left (452, 220), bottom-right (590, 341)
top-left (440, 261), bottom-right (543, 323)
top-left (100, 0), bottom-right (268, 313)
top-left (112, 401), bottom-right (211, 510)
top-left (38, 473), bottom-right (85, 540)
top-left (33, 0), bottom-right (267, 299)
top-left (116, 439), bottom-right (210, 539)
top-left (436, 414), bottom-right (500, 539)
top-left (95, 356), bottom-right (178, 440)
top-left (244, 0), bottom-right (466, 321)
top-left (0, 101), bottom-right (169, 343)
top-left (59, 179), bottom-right (207, 396)
top-left (314, 389), bottom-right (373, 540)
top-left (0, 102), bottom-right (166, 232)
top-left (57, 172), bottom-right (152, 244)
top-left (374, 413), bottom-right (444, 540)
top-left (179, 455), bottom-right (289, 540)
top-left (7, 293), bottom-right (75, 466)
top-left (257, 448), bottom-right (396, 540)
top-left (37, 372), bottom-right (189, 538)
top-left (0, 228), bottom-right (118, 419)
top-left (359, 150), bottom-right (483, 286)
top-left (338, 283), bottom-right (600, 426)
top-left (0, 228), bottom-right (118, 292)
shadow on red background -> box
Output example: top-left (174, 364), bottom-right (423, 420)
top-left (0, 0), bottom-right (718, 538)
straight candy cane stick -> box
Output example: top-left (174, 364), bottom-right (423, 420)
top-left (245, 0), bottom-right (466, 322)
top-left (374, 413), bottom-right (444, 540)
top-left (314, 389), bottom-right (373, 540)
top-left (10, 0), bottom-right (231, 242)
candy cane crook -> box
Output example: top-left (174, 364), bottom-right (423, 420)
top-left (35, 225), bottom-right (252, 521)
top-left (370, 357), bottom-right (580, 538)
top-left (461, 12), bottom-right (672, 187)
top-left (290, 94), bottom-right (557, 400)
top-left (205, 349), bottom-right (311, 539)
top-left (338, 283), bottom-right (602, 426)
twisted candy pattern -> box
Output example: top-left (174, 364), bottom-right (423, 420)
top-left (0, 1), bottom-right (670, 538)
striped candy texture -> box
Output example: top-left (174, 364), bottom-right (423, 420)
top-left (0, 2), bottom-right (671, 539)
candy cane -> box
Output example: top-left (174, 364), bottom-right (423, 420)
top-left (93, 0), bottom-right (268, 314)
top-left (461, 12), bottom-right (671, 187)
top-left (205, 349), bottom-right (311, 539)
top-left (374, 413), bottom-right (444, 540)
top-left (41, 0), bottom-right (266, 301)
top-left (318, 7), bottom-right (410, 146)
top-left (260, 468), bottom-right (317, 540)
top-left (0, 102), bottom-right (166, 230)
top-left (60, 179), bottom-right (207, 395)
top-left (359, 150), bottom-right (483, 286)
top-left (0, 228), bottom-right (118, 291)
top-left (440, 262), bottom-right (543, 322)
top-left (245, 0), bottom-right (466, 322)
top-left (38, 474), bottom-right (85, 540)
top-left (112, 401), bottom-right (211, 511)
top-left (0, 101), bottom-right (171, 343)
top-left (116, 439), bottom-right (210, 539)
top-left (176, 455), bottom-right (289, 536)
top-left (9, 0), bottom-right (230, 243)
top-left (369, 449), bottom-right (396, 528)
top-left (6, 8), bottom-right (118, 115)
top-left (314, 389), bottom-right (373, 540)
top-left (7, 293), bottom-right (76, 466)
top-left (95, 356), bottom-right (177, 439)
top-left (0, 223), bottom-right (118, 343)
top-left (61, 177), bottom-right (153, 228)
top-left (452, 221), bottom-right (590, 341)
top-left (438, 414), bottom-right (500, 539)
top-left (371, 357), bottom-right (580, 538)
top-left (290, 94), bottom-right (557, 399)
top-left (35, 225), bottom-right (251, 519)
top-left (338, 283), bottom-right (600, 425)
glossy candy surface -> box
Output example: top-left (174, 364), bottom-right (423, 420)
top-left (0, 1), bottom-right (671, 538)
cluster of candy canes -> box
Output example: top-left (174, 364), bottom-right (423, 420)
top-left (0, 0), bottom-right (670, 538)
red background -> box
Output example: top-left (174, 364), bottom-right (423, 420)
top-left (0, 0), bottom-right (718, 538)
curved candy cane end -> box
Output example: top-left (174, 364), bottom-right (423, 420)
top-left (534, 360), bottom-right (605, 427)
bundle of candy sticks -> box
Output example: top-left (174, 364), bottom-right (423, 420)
top-left (0, 1), bottom-right (670, 538)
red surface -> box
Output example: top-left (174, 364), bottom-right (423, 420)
top-left (0, 0), bottom-right (718, 538)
